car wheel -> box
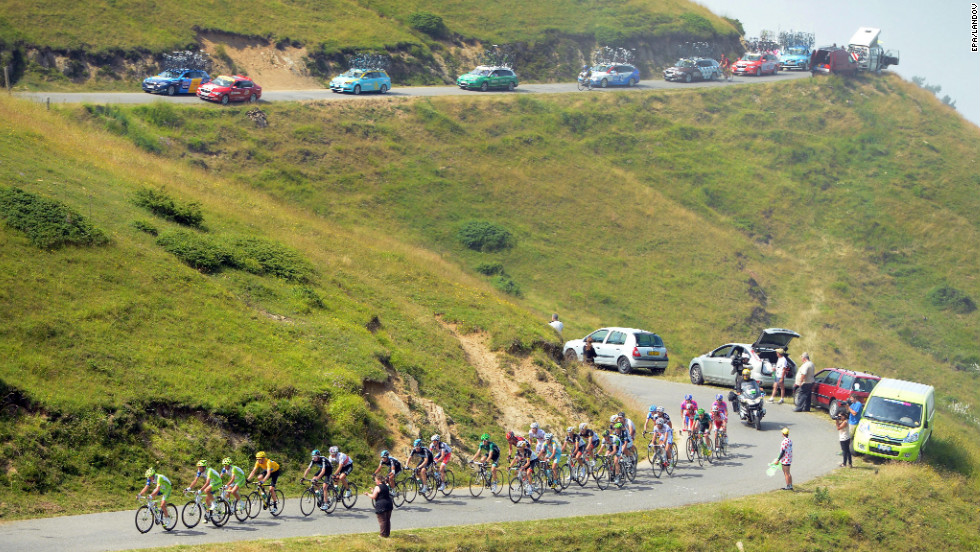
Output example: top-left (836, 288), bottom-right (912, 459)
top-left (220, 95), bottom-right (229, 105)
top-left (167, 85), bottom-right (176, 96)
top-left (380, 84), bottom-right (388, 94)
top-left (684, 73), bottom-right (692, 83)
top-left (627, 78), bottom-right (636, 87)
top-left (600, 78), bottom-right (608, 88)
top-left (353, 85), bottom-right (361, 95)
top-left (563, 349), bottom-right (578, 363)
top-left (507, 81), bottom-right (515, 91)
top-left (802, 62), bottom-right (809, 72)
top-left (249, 93), bottom-right (257, 103)
top-left (690, 364), bottom-right (704, 385)
top-left (828, 400), bottom-right (842, 419)
top-left (480, 81), bottom-right (489, 92)
top-left (616, 357), bottom-right (632, 375)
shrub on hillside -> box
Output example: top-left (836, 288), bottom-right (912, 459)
top-left (0, 187), bottom-right (109, 249)
top-left (156, 229), bottom-right (229, 273)
top-left (134, 187), bottom-right (204, 228)
top-left (927, 285), bottom-right (977, 314)
top-left (457, 221), bottom-right (514, 252)
top-left (226, 236), bottom-right (317, 283)
top-left (491, 275), bottom-right (522, 297)
top-left (476, 262), bottom-right (505, 276)
top-left (409, 12), bottom-right (448, 39)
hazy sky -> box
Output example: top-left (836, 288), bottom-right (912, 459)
top-left (695, 0), bottom-right (980, 127)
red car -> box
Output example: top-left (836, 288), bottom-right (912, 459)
top-left (810, 368), bottom-right (880, 417)
top-left (733, 53), bottom-right (780, 76)
top-left (197, 75), bottom-right (262, 105)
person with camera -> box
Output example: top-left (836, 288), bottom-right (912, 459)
top-left (834, 406), bottom-right (853, 467)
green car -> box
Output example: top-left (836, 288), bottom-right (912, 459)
top-left (457, 66), bottom-right (518, 91)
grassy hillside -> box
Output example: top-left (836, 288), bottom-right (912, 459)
top-left (0, 0), bottom-right (737, 54)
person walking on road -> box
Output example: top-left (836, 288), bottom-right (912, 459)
top-left (366, 474), bottom-right (393, 538)
top-left (835, 410), bottom-right (853, 467)
top-left (773, 427), bottom-right (793, 490)
top-left (548, 313), bottom-right (564, 339)
top-left (768, 349), bottom-right (789, 404)
top-left (793, 352), bottom-right (815, 412)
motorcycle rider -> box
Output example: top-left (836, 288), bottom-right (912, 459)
top-left (732, 368), bottom-right (754, 415)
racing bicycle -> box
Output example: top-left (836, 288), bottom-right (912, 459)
top-left (135, 494), bottom-right (177, 533)
top-left (467, 461), bottom-right (503, 497)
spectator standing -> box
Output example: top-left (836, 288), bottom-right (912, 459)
top-left (847, 395), bottom-right (863, 440)
top-left (835, 410), bottom-right (853, 467)
top-left (548, 313), bottom-right (564, 339)
top-left (793, 352), bottom-right (816, 412)
top-left (768, 349), bottom-right (788, 404)
top-left (366, 474), bottom-right (393, 538)
top-left (773, 427), bottom-right (793, 490)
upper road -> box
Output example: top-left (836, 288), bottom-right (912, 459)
top-left (0, 371), bottom-right (839, 552)
top-left (16, 71), bottom-right (812, 105)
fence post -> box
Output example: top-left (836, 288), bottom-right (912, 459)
top-left (3, 65), bottom-right (9, 93)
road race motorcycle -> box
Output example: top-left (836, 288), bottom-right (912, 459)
top-left (729, 380), bottom-right (767, 430)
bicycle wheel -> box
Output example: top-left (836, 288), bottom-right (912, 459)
top-left (342, 482), bottom-right (359, 509)
top-left (269, 489), bottom-right (284, 517)
top-left (392, 481), bottom-right (406, 508)
top-left (233, 497), bottom-right (249, 522)
top-left (490, 469), bottom-right (504, 496)
top-left (211, 499), bottom-right (231, 527)
top-left (574, 462), bottom-right (589, 487)
top-left (686, 437), bottom-right (696, 462)
top-left (626, 453), bottom-right (638, 482)
top-left (300, 489), bottom-right (316, 516)
top-left (440, 470), bottom-right (454, 496)
top-left (246, 492), bottom-right (261, 519)
top-left (666, 445), bottom-right (678, 476)
top-left (695, 445), bottom-right (704, 467)
top-left (162, 503), bottom-right (178, 531)
top-left (324, 488), bottom-right (339, 514)
top-left (646, 444), bottom-right (655, 467)
top-left (529, 471), bottom-right (545, 502)
top-left (508, 474), bottom-right (523, 503)
top-left (182, 501), bottom-right (202, 528)
top-left (721, 433), bottom-right (729, 457)
top-left (469, 470), bottom-right (485, 497)
top-left (558, 464), bottom-right (571, 489)
top-left (422, 478), bottom-right (438, 501)
top-left (403, 478), bottom-right (418, 504)
top-left (652, 450), bottom-right (664, 478)
top-left (594, 464), bottom-right (608, 490)
top-left (135, 505), bottom-right (154, 534)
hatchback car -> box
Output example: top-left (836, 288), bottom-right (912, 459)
top-left (563, 327), bottom-right (668, 374)
top-left (196, 75), bottom-right (261, 105)
top-left (779, 46), bottom-right (811, 71)
top-left (811, 368), bottom-right (880, 417)
top-left (733, 53), bottom-right (780, 76)
top-left (663, 58), bottom-right (721, 82)
top-left (688, 328), bottom-right (800, 388)
top-left (457, 66), bottom-right (519, 91)
top-left (329, 69), bottom-right (391, 95)
top-left (589, 64), bottom-right (640, 88)
top-left (142, 69), bottom-right (210, 96)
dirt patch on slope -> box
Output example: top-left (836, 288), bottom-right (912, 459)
top-left (199, 32), bottom-right (320, 90)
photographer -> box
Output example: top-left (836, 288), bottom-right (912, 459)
top-left (834, 405), bottom-right (852, 467)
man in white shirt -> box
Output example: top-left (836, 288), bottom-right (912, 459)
top-left (548, 314), bottom-right (563, 339)
top-left (793, 352), bottom-right (816, 412)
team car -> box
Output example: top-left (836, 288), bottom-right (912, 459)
top-left (663, 58), bottom-right (721, 82)
top-left (589, 64), bottom-right (640, 88)
top-left (142, 69), bottom-right (210, 96)
top-left (196, 75), bottom-right (262, 105)
top-left (779, 46), bottom-right (811, 71)
top-left (456, 66), bottom-right (518, 91)
top-left (733, 53), bottom-right (780, 76)
top-left (329, 69), bottom-right (391, 95)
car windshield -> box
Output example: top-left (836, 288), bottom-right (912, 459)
top-left (469, 69), bottom-right (492, 76)
top-left (786, 47), bottom-right (807, 55)
top-left (634, 333), bottom-right (663, 348)
top-left (341, 70), bottom-right (365, 78)
top-left (744, 54), bottom-right (762, 61)
top-left (675, 59), bottom-right (695, 68)
top-left (212, 76), bottom-right (234, 86)
top-left (863, 396), bottom-right (923, 428)
top-left (158, 70), bottom-right (181, 78)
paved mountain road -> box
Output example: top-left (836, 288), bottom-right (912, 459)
top-left (0, 372), bottom-right (838, 552)
top-left (16, 71), bottom-right (811, 106)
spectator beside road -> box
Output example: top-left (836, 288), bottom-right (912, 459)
top-left (769, 349), bottom-right (789, 404)
top-left (847, 395), bottom-right (863, 439)
top-left (548, 313), bottom-right (563, 339)
top-left (835, 409), bottom-right (853, 467)
top-left (583, 337), bottom-right (597, 365)
top-left (793, 352), bottom-right (815, 412)
top-left (366, 474), bottom-right (393, 538)
top-left (773, 427), bottom-right (793, 490)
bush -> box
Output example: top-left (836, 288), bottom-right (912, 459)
top-left (475, 262), bottom-right (505, 276)
top-left (409, 12), bottom-right (449, 39)
top-left (927, 285), bottom-right (977, 314)
top-left (0, 187), bottom-right (109, 248)
top-left (226, 236), bottom-right (317, 283)
top-left (156, 229), bottom-right (229, 273)
top-left (134, 102), bottom-right (183, 129)
top-left (130, 219), bottom-right (158, 235)
top-left (491, 275), bottom-right (522, 297)
top-left (133, 187), bottom-right (204, 228)
top-left (457, 221), bottom-right (514, 252)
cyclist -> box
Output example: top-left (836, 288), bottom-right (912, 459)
top-left (642, 405), bottom-right (659, 434)
top-left (375, 450), bottom-right (403, 488)
top-left (693, 408), bottom-right (713, 457)
top-left (186, 459), bottom-right (222, 515)
top-left (327, 446), bottom-right (354, 498)
top-left (409, 438), bottom-right (434, 493)
top-left (138, 467), bottom-right (173, 525)
top-left (247, 451), bottom-right (282, 510)
top-left (612, 422), bottom-right (631, 459)
top-left (680, 394), bottom-right (698, 434)
top-left (528, 422), bottom-right (546, 445)
top-left (655, 406), bottom-right (673, 430)
top-left (652, 421), bottom-right (674, 465)
top-left (220, 457), bottom-right (247, 510)
top-left (578, 422), bottom-right (599, 461)
top-left (710, 405), bottom-right (728, 449)
top-left (712, 394), bottom-right (729, 430)
top-left (579, 64), bottom-right (592, 86)
top-left (429, 434), bottom-right (452, 491)
top-left (598, 430), bottom-right (622, 483)
top-left (504, 430), bottom-right (524, 459)
top-left (301, 449), bottom-right (332, 510)
top-left (509, 439), bottom-right (535, 487)
top-left (542, 433), bottom-right (562, 486)
top-left (469, 433), bottom-right (501, 484)
top-left (564, 426), bottom-right (583, 468)
top-left (616, 411), bottom-right (637, 456)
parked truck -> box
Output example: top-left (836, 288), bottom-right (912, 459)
top-left (847, 27), bottom-right (899, 72)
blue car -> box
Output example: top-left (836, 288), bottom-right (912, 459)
top-left (329, 69), bottom-right (392, 95)
top-left (779, 46), bottom-right (811, 71)
top-left (589, 64), bottom-right (640, 88)
top-left (141, 69), bottom-right (211, 96)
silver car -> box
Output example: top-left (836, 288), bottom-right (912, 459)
top-left (563, 327), bottom-right (668, 375)
top-left (687, 328), bottom-right (800, 388)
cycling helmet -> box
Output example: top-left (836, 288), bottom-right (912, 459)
top-left (781, 427), bottom-right (790, 436)
top-left (617, 411), bottom-right (625, 418)
top-left (609, 414), bottom-right (618, 423)
top-left (657, 406), bottom-right (665, 413)
top-left (519, 440), bottom-right (530, 448)
top-left (566, 426), bottom-right (575, 433)
top-left (430, 434), bottom-right (440, 442)
top-left (480, 433), bottom-right (490, 441)
top-left (602, 430), bottom-right (611, 437)
top-left (380, 450), bottom-right (389, 458)
top-left (544, 433), bottom-right (553, 441)
top-left (579, 423), bottom-right (588, 431)
top-left (255, 451), bottom-right (267, 459)
top-left (710, 405), bottom-right (719, 412)
top-left (583, 65), bottom-right (588, 70)
top-left (328, 446), bottom-right (339, 455)
top-left (696, 408), bottom-right (705, 416)
top-left (311, 449), bottom-right (321, 457)
top-left (613, 423), bottom-right (623, 429)
top-left (413, 438), bottom-right (423, 447)
top-left (145, 467), bottom-right (156, 478)
top-left (685, 394), bottom-right (693, 401)
top-left (506, 431), bottom-right (515, 440)
top-left (221, 457), bottom-right (232, 466)
top-left (530, 422), bottom-right (539, 430)
top-left (649, 405), bottom-right (657, 412)
top-left (743, 368), bottom-right (752, 378)
top-left (196, 459), bottom-right (208, 468)
top-left (716, 394), bottom-right (724, 401)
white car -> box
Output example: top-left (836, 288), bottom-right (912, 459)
top-left (563, 327), bottom-right (668, 375)
top-left (687, 328), bottom-right (799, 388)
